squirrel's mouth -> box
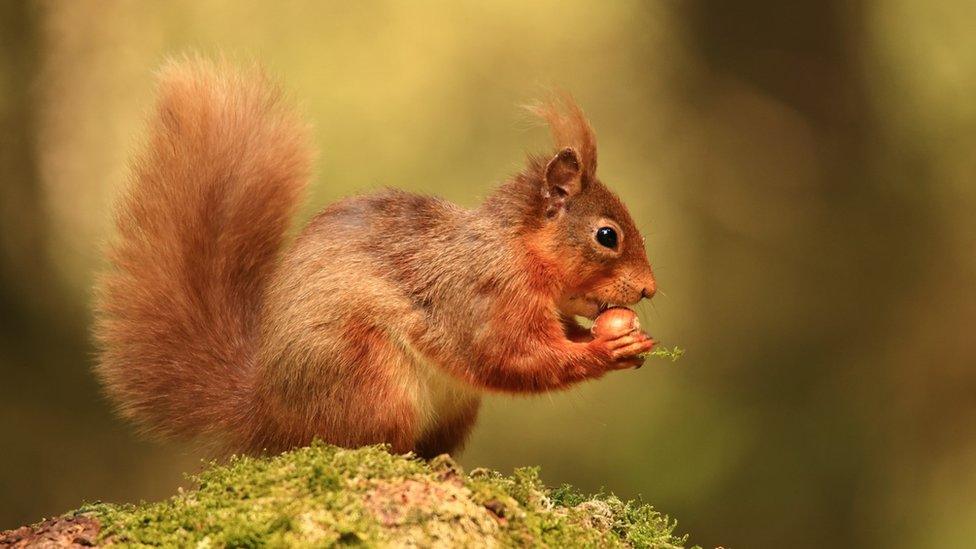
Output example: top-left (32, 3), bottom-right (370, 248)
top-left (559, 290), bottom-right (635, 320)
top-left (594, 301), bottom-right (631, 316)
top-left (560, 297), bottom-right (619, 320)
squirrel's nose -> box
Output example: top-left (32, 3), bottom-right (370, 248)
top-left (640, 275), bottom-right (657, 300)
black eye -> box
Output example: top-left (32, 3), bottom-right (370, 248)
top-left (595, 226), bottom-right (618, 249)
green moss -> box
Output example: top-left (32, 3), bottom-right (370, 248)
top-left (644, 346), bottom-right (685, 362)
top-left (71, 442), bottom-right (693, 547)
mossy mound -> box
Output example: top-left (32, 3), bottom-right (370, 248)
top-left (7, 442), bottom-right (694, 547)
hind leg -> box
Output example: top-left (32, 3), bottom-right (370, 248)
top-left (247, 311), bottom-right (425, 455)
top-left (251, 248), bottom-right (431, 454)
top-left (312, 317), bottom-right (425, 454)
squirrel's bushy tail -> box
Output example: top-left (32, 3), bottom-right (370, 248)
top-left (94, 58), bottom-right (312, 442)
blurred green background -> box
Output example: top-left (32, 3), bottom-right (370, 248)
top-left (2, 1), bottom-right (975, 547)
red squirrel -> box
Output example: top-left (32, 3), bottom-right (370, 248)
top-left (95, 58), bottom-right (657, 458)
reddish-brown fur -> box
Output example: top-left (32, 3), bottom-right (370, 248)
top-left (95, 58), bottom-right (656, 457)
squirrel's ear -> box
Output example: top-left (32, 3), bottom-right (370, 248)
top-left (543, 147), bottom-right (583, 217)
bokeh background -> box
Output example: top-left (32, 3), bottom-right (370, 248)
top-left (2, 1), bottom-right (975, 547)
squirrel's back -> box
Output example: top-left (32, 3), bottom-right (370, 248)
top-left (94, 58), bottom-right (312, 443)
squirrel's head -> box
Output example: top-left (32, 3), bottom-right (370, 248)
top-left (520, 96), bottom-right (656, 319)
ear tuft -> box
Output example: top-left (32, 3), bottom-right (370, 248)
top-left (527, 93), bottom-right (598, 182)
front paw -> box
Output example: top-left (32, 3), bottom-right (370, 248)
top-left (590, 330), bottom-right (655, 371)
